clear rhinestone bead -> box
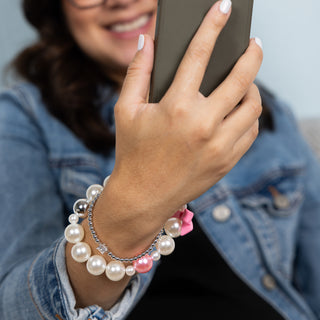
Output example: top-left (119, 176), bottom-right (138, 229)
top-left (97, 244), bottom-right (108, 254)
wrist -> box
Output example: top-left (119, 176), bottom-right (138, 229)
top-left (65, 173), bottom-right (194, 284)
top-left (93, 173), bottom-right (172, 256)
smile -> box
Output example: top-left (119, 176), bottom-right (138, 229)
top-left (109, 13), bottom-right (152, 33)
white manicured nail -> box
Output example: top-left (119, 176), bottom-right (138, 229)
top-left (255, 37), bottom-right (263, 49)
top-left (220, 0), bottom-right (232, 14)
top-left (137, 34), bottom-right (145, 51)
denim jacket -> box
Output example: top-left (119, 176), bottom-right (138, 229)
top-left (0, 82), bottom-right (319, 320)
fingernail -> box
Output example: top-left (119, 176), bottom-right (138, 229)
top-left (137, 34), bottom-right (145, 51)
top-left (255, 37), bottom-right (263, 49)
top-left (220, 0), bottom-right (232, 14)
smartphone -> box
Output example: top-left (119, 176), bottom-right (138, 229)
top-left (149, 0), bottom-right (254, 103)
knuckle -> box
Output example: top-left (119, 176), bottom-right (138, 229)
top-left (193, 123), bottom-right (213, 142)
top-left (168, 100), bottom-right (189, 120)
top-left (210, 140), bottom-right (224, 158)
top-left (251, 83), bottom-right (259, 93)
top-left (126, 60), bottom-right (141, 78)
top-left (251, 83), bottom-right (262, 105)
top-left (212, 15), bottom-right (227, 30)
top-left (233, 72), bottom-right (251, 91)
top-left (250, 120), bottom-right (260, 139)
top-left (188, 44), bottom-right (212, 62)
top-left (248, 99), bottom-right (263, 118)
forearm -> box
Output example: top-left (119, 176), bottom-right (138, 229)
top-left (65, 230), bottom-right (132, 310)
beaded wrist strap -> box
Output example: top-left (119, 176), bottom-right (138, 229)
top-left (64, 175), bottom-right (194, 281)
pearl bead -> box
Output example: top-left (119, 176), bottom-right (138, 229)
top-left (151, 250), bottom-right (161, 261)
top-left (73, 199), bottom-right (88, 218)
top-left (133, 255), bottom-right (153, 273)
top-left (179, 204), bottom-right (187, 212)
top-left (68, 214), bottom-right (79, 224)
top-left (164, 218), bottom-right (182, 238)
top-left (86, 184), bottom-right (103, 201)
top-left (64, 224), bottom-right (84, 243)
top-left (126, 265), bottom-right (136, 276)
top-left (103, 175), bottom-right (111, 187)
top-left (86, 255), bottom-right (107, 276)
top-left (105, 261), bottom-right (126, 281)
top-left (156, 235), bottom-right (175, 256)
top-left (71, 242), bottom-right (91, 263)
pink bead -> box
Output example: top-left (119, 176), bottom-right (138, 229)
top-left (133, 255), bottom-right (153, 273)
top-left (173, 208), bottom-right (194, 236)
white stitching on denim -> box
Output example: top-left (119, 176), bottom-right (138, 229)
top-left (52, 239), bottom-right (70, 320)
top-left (27, 252), bottom-right (47, 320)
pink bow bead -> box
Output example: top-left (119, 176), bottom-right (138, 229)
top-left (173, 208), bottom-right (194, 236)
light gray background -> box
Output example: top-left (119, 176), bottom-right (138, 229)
top-left (0, 0), bottom-right (319, 118)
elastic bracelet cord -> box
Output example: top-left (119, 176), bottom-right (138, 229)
top-left (64, 175), bottom-right (195, 281)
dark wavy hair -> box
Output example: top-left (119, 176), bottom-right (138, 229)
top-left (12, 0), bottom-right (274, 155)
top-left (12, 0), bottom-right (116, 154)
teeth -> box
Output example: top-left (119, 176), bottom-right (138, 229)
top-left (110, 14), bottom-right (150, 33)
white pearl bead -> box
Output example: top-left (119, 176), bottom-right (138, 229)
top-left (103, 175), bottom-right (111, 187)
top-left (86, 255), bottom-right (107, 276)
top-left (73, 199), bottom-right (88, 218)
top-left (71, 242), bottom-right (91, 263)
top-left (105, 261), bottom-right (126, 281)
top-left (156, 235), bottom-right (175, 256)
top-left (64, 224), bottom-right (84, 243)
top-left (151, 250), bottom-right (161, 261)
top-left (68, 214), bottom-right (79, 224)
top-left (86, 184), bottom-right (103, 201)
top-left (126, 265), bottom-right (136, 276)
top-left (164, 218), bottom-right (182, 238)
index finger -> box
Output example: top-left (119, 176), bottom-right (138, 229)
top-left (170, 0), bottom-right (232, 95)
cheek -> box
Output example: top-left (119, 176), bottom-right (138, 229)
top-left (68, 15), bottom-right (96, 50)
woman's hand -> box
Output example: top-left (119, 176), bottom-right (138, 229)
top-left (96, 0), bottom-right (263, 251)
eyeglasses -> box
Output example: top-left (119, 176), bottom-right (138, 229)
top-left (67, 0), bottom-right (107, 10)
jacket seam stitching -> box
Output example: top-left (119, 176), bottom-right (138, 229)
top-left (27, 252), bottom-right (47, 320)
top-left (52, 239), bottom-right (70, 320)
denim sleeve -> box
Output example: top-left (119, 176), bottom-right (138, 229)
top-left (277, 98), bottom-right (320, 319)
top-left (0, 89), bottom-right (149, 319)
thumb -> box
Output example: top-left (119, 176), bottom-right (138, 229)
top-left (119, 34), bottom-right (154, 106)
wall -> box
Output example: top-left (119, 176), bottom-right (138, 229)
top-left (252, 0), bottom-right (320, 118)
top-left (0, 0), bottom-right (35, 83)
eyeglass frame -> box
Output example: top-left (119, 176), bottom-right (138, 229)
top-left (66, 0), bottom-right (107, 10)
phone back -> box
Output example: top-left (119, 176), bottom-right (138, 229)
top-left (150, 0), bottom-right (254, 103)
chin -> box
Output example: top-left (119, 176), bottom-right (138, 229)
top-left (115, 46), bottom-right (140, 68)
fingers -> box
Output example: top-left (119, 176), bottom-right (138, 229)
top-left (208, 38), bottom-right (263, 119)
top-left (118, 34), bottom-right (154, 108)
top-left (171, 0), bottom-right (232, 94)
top-left (231, 118), bottom-right (260, 162)
top-left (219, 84), bottom-right (262, 143)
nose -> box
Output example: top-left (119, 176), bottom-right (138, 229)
top-left (105, 0), bottom-right (137, 9)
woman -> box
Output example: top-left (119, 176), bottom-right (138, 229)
top-left (0, 0), bottom-right (319, 319)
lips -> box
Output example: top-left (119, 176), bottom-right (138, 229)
top-left (109, 13), bottom-right (151, 33)
top-left (104, 11), bottom-right (155, 40)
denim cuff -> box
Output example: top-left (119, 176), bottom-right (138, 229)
top-left (28, 237), bottom-right (142, 320)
